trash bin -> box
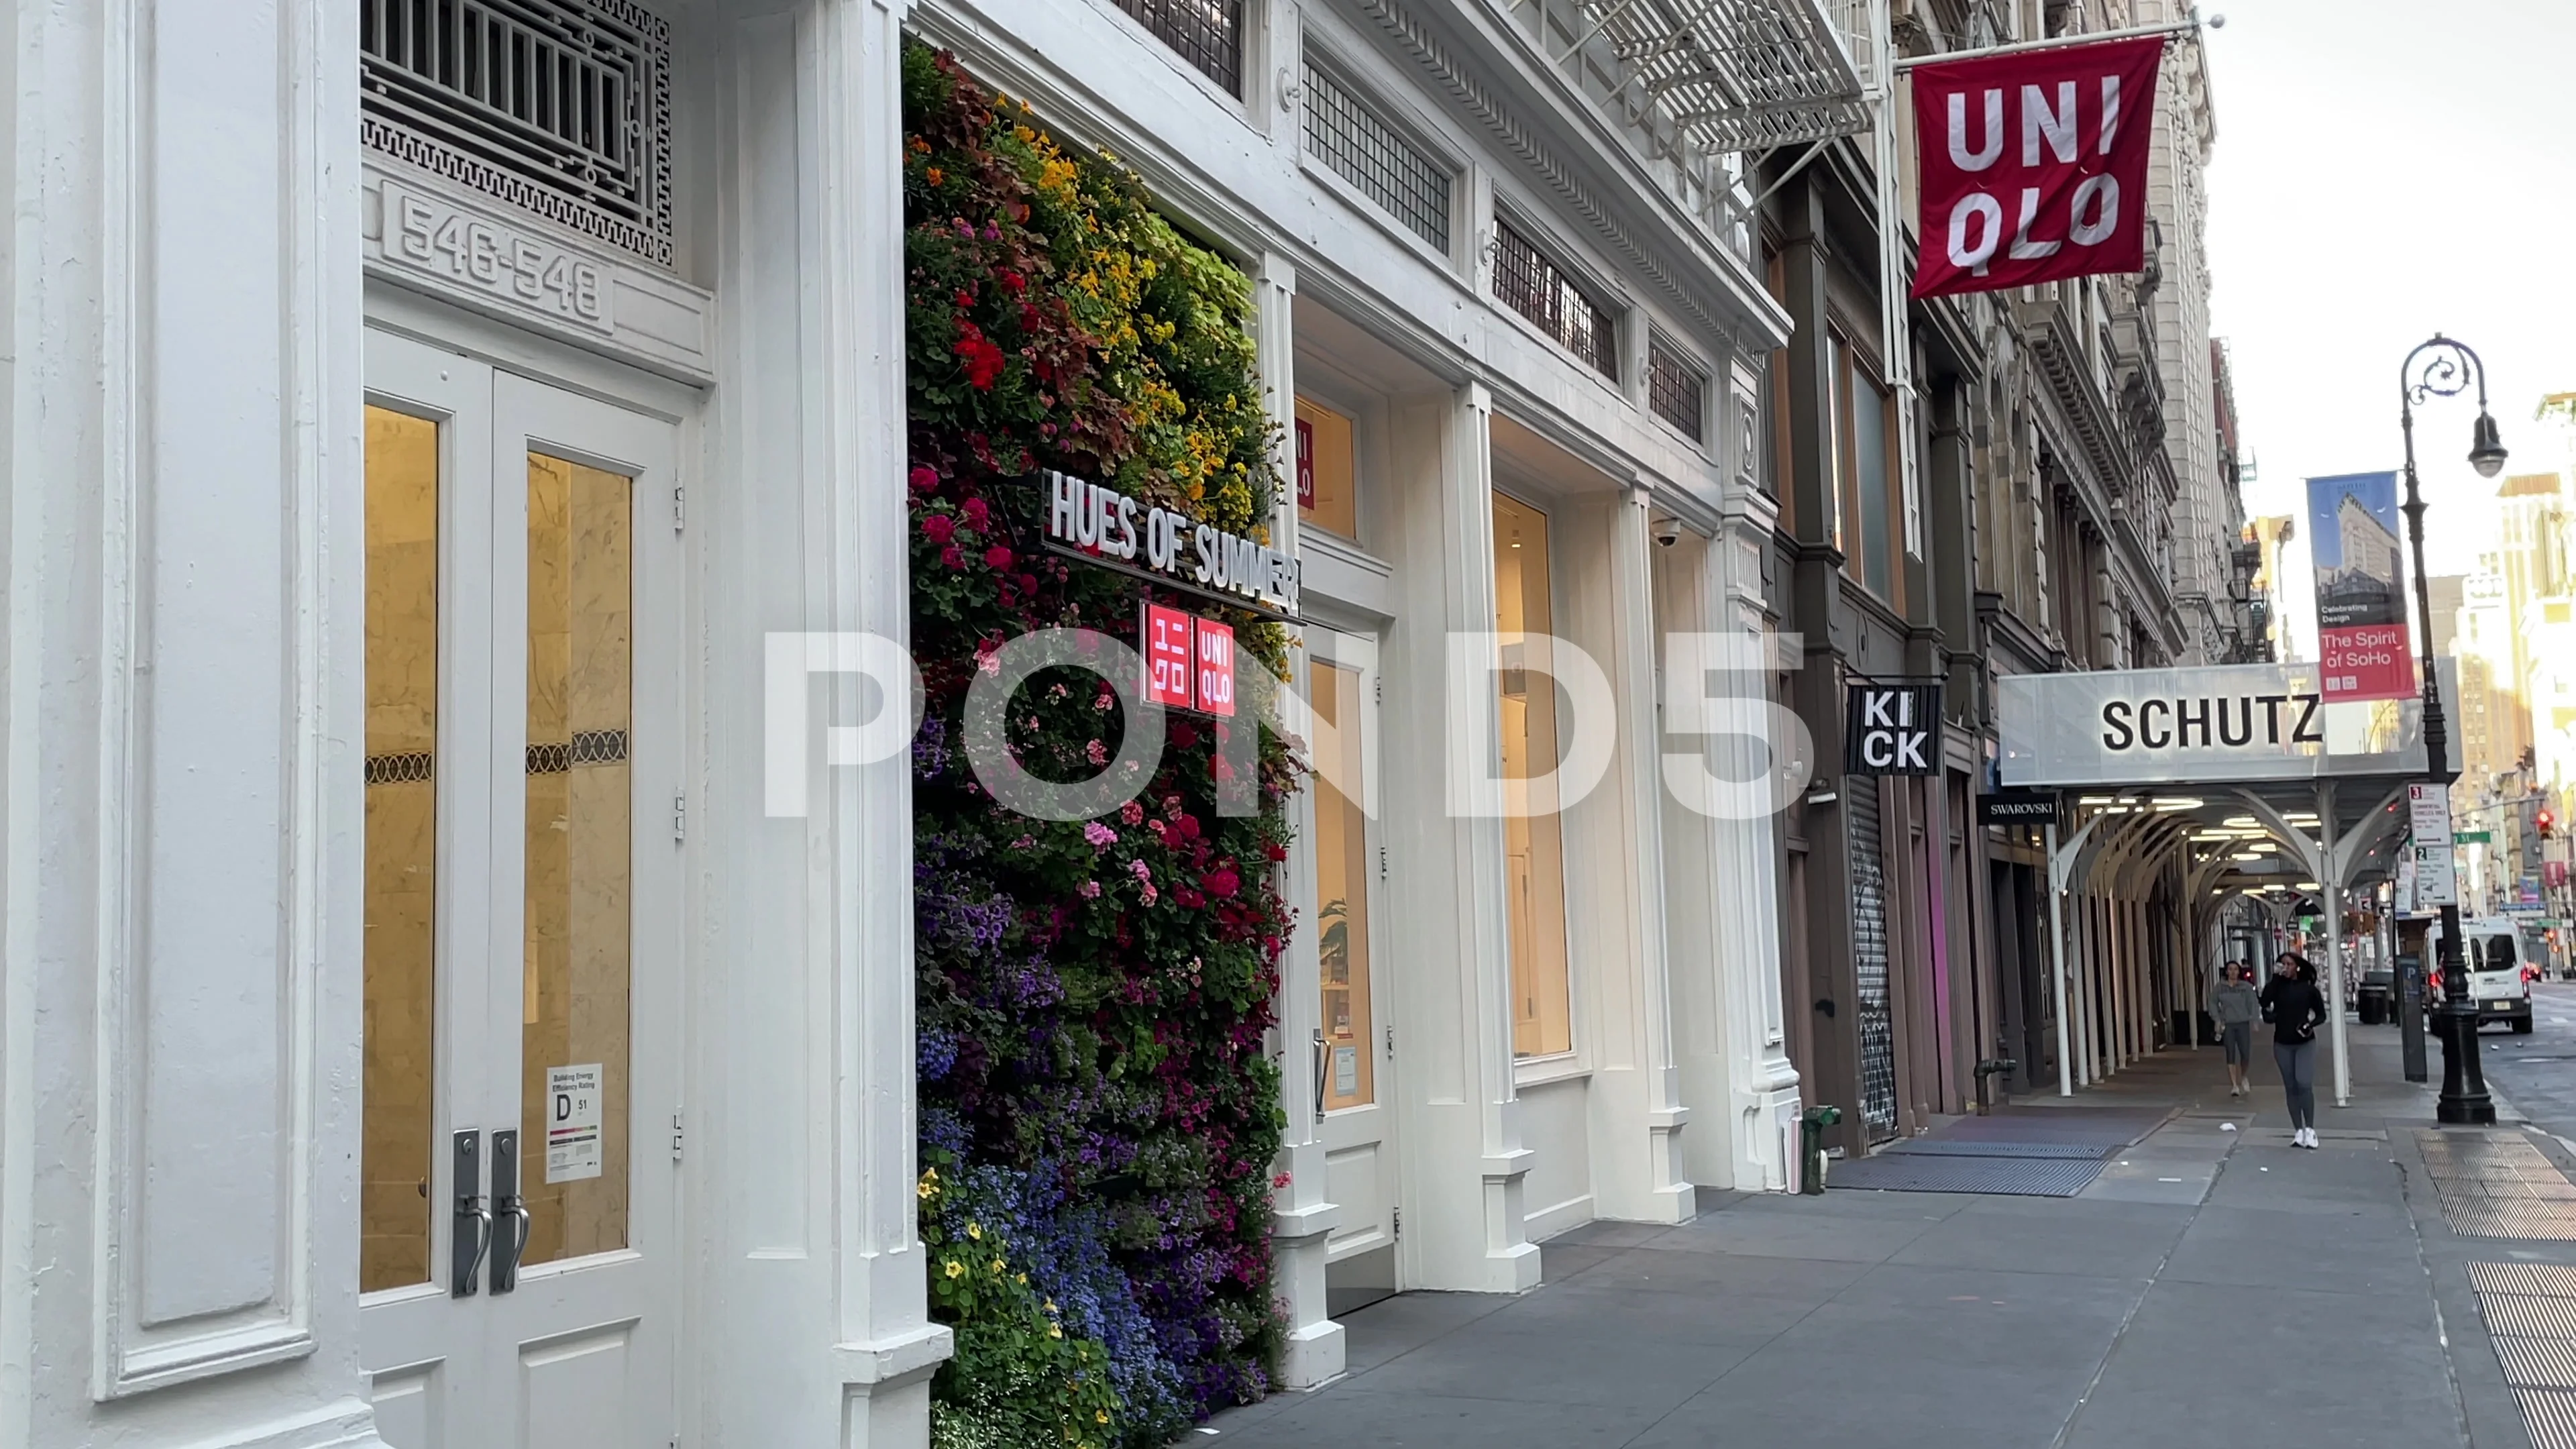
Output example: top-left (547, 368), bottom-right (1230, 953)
top-left (2358, 984), bottom-right (2390, 1026)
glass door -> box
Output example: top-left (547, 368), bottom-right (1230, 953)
top-left (360, 330), bottom-right (682, 1449)
top-left (1309, 631), bottom-right (1398, 1315)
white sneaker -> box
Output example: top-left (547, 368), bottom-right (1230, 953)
top-left (2298, 1128), bottom-right (2317, 1148)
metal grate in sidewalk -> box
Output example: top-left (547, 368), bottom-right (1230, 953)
top-left (1823, 1153), bottom-right (2108, 1197)
top-left (2418, 1132), bottom-right (2576, 1240)
top-left (2470, 1256), bottom-right (2576, 1446)
top-left (1880, 1139), bottom-right (2115, 1161)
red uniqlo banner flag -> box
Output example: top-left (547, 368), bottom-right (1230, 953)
top-left (1140, 603), bottom-right (1195, 708)
top-left (1909, 36), bottom-right (2165, 300)
top-left (1193, 619), bottom-right (1237, 718)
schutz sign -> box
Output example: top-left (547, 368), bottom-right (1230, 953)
top-left (1996, 660), bottom-right (2455, 788)
top-left (1846, 684), bottom-right (1942, 776)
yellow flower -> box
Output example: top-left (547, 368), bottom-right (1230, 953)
top-left (990, 1257), bottom-right (1006, 1274)
top-left (966, 1221), bottom-right (982, 1240)
top-left (1045, 1299), bottom-right (1058, 1312)
top-left (1049, 1324), bottom-right (1063, 1339)
top-left (1096, 1411), bottom-right (1111, 1424)
top-left (943, 1260), bottom-right (963, 1279)
top-left (1017, 1273), bottom-right (1029, 1285)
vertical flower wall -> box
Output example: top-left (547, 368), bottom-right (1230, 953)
top-left (901, 45), bottom-right (1295, 1449)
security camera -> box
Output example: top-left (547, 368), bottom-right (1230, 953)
top-left (1652, 515), bottom-right (1682, 547)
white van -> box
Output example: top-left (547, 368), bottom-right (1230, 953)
top-left (2428, 916), bottom-right (2536, 1032)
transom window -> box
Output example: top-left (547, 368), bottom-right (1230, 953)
top-left (1302, 63), bottom-right (1452, 252)
top-left (1646, 337), bottom-right (1707, 441)
top-left (1492, 221), bottom-right (1617, 380)
top-left (1114, 0), bottom-right (1243, 95)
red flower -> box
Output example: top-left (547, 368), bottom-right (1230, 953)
top-left (922, 514), bottom-right (957, 545)
top-left (952, 323), bottom-right (1006, 390)
top-left (1263, 843), bottom-right (1287, 861)
top-left (908, 466), bottom-right (939, 494)
top-left (953, 288), bottom-right (975, 308)
top-left (961, 497), bottom-right (989, 530)
top-left (941, 545), bottom-right (965, 570)
top-left (1171, 721), bottom-right (1201, 749)
top-left (983, 545), bottom-right (1014, 571)
top-left (1201, 869), bottom-right (1240, 899)
top-left (1000, 271), bottom-right (1027, 294)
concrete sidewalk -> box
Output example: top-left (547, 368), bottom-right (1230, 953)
top-left (1206, 1032), bottom-right (2565, 1448)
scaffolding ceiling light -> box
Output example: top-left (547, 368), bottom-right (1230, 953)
top-left (1592, 0), bottom-right (1872, 152)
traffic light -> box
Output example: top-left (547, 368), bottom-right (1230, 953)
top-left (2540, 807), bottom-right (2557, 838)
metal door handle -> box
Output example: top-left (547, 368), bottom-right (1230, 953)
top-left (451, 1130), bottom-right (490, 1299)
top-left (490, 1129), bottom-right (531, 1295)
top-left (1312, 1029), bottom-right (1327, 1116)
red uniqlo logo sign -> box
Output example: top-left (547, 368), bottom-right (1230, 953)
top-left (1194, 619), bottom-right (1236, 717)
top-left (1140, 603), bottom-right (1194, 708)
top-left (1295, 419), bottom-right (1316, 511)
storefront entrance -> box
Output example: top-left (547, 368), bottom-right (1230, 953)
top-left (1309, 629), bottom-right (1402, 1316)
top-left (358, 328), bottom-right (684, 1448)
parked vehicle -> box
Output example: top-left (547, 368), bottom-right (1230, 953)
top-left (2426, 917), bottom-right (2537, 1033)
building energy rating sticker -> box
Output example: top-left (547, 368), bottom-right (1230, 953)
top-left (546, 1063), bottom-right (604, 1184)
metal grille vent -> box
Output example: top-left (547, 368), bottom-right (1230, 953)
top-left (1847, 777), bottom-right (1897, 1136)
top-left (527, 729), bottom-right (631, 775)
top-left (1113, 0), bottom-right (1242, 95)
top-left (1647, 339), bottom-right (1707, 441)
top-left (361, 0), bottom-right (674, 267)
top-left (366, 751), bottom-right (437, 787)
top-left (1492, 221), bottom-right (1616, 380)
top-left (1302, 64), bottom-right (1451, 253)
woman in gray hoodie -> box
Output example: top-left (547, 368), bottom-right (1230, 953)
top-left (2208, 963), bottom-right (2261, 1097)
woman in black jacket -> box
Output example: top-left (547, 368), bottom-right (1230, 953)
top-left (2260, 955), bottom-right (2328, 1148)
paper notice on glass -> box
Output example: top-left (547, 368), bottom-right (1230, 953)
top-left (546, 1063), bottom-right (604, 1183)
top-left (1334, 1044), bottom-right (1358, 1097)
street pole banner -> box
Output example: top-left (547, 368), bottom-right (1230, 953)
top-left (2306, 471), bottom-right (2414, 702)
top-left (1908, 36), bottom-right (2166, 300)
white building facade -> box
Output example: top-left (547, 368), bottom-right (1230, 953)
top-left (0, 0), bottom-right (1821, 1444)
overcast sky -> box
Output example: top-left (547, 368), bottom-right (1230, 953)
top-left (2200, 0), bottom-right (2576, 655)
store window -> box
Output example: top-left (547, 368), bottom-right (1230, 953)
top-left (1311, 659), bottom-right (1375, 1110)
top-left (1295, 397), bottom-right (1358, 541)
top-left (1830, 335), bottom-right (1901, 606)
top-left (362, 405), bottom-right (440, 1294)
top-left (1493, 493), bottom-right (1573, 1059)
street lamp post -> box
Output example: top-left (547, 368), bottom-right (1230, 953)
top-left (2398, 333), bottom-right (2508, 1126)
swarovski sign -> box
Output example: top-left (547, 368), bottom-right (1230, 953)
top-left (1998, 660), bottom-right (2457, 787)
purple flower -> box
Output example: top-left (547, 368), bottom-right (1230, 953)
top-left (1083, 821), bottom-right (1119, 849)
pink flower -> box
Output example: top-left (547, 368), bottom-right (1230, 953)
top-left (940, 545), bottom-right (964, 570)
top-left (961, 497), bottom-right (989, 529)
top-left (1083, 821), bottom-right (1118, 849)
top-left (983, 545), bottom-right (1014, 571)
top-left (1094, 690), bottom-right (1115, 712)
top-left (1272, 1171), bottom-right (1293, 1189)
top-left (921, 514), bottom-right (957, 544)
top-left (1201, 868), bottom-right (1240, 899)
top-left (908, 466), bottom-right (939, 493)
top-left (1010, 835), bottom-right (1034, 850)
top-left (1085, 739), bottom-right (1108, 766)
top-left (975, 646), bottom-right (1002, 677)
top-left (1077, 880), bottom-right (1102, 899)
top-left (1140, 883), bottom-right (1159, 906)
top-left (1119, 801), bottom-right (1144, 825)
top-left (1128, 859), bottom-right (1152, 881)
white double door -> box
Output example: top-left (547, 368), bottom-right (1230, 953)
top-left (1306, 629), bottom-right (1401, 1309)
top-left (358, 329), bottom-right (682, 1448)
